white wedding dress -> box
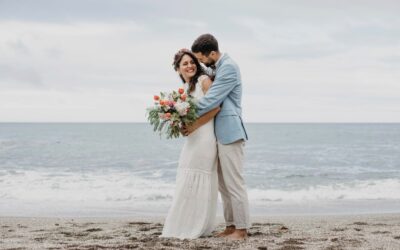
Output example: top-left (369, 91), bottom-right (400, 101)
top-left (161, 75), bottom-right (218, 239)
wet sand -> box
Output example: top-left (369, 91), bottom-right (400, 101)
top-left (1, 213), bottom-right (400, 249)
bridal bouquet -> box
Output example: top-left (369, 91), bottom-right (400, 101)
top-left (146, 88), bottom-right (198, 139)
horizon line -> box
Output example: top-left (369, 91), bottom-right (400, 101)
top-left (1, 121), bottom-right (400, 124)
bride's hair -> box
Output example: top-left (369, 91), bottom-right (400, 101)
top-left (173, 48), bottom-right (207, 94)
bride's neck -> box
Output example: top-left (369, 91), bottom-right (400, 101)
top-left (183, 76), bottom-right (192, 84)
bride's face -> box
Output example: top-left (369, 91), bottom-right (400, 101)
top-left (178, 54), bottom-right (197, 81)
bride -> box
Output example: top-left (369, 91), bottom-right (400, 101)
top-left (160, 48), bottom-right (220, 239)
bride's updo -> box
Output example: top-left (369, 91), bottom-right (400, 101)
top-left (173, 48), bottom-right (206, 94)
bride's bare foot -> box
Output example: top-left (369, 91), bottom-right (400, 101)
top-left (225, 229), bottom-right (248, 241)
top-left (214, 225), bottom-right (236, 237)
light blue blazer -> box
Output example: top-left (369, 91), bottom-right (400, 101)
top-left (197, 53), bottom-right (248, 145)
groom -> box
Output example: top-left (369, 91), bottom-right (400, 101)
top-left (185, 34), bottom-right (250, 240)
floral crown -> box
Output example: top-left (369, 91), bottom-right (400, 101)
top-left (172, 48), bottom-right (192, 69)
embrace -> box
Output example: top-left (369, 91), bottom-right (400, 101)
top-left (160, 34), bottom-right (250, 240)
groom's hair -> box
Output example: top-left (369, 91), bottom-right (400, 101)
top-left (191, 34), bottom-right (219, 56)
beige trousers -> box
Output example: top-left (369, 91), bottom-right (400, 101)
top-left (217, 140), bottom-right (250, 229)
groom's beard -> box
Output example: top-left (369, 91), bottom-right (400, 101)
top-left (204, 59), bottom-right (216, 68)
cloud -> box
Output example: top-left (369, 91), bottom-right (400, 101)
top-left (0, 64), bottom-right (43, 87)
top-left (0, 0), bottom-right (399, 122)
top-left (0, 88), bottom-right (149, 122)
top-left (0, 20), bottom-right (155, 91)
top-left (165, 18), bottom-right (208, 29)
top-left (6, 39), bottom-right (30, 55)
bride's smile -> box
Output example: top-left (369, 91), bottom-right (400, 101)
top-left (177, 54), bottom-right (197, 82)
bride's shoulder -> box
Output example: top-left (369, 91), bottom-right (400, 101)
top-left (197, 74), bottom-right (212, 93)
top-left (197, 74), bottom-right (210, 83)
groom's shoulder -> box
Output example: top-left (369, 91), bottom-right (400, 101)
top-left (220, 54), bottom-right (239, 72)
top-left (222, 53), bottom-right (236, 65)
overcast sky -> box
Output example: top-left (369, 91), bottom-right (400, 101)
top-left (0, 0), bottom-right (399, 122)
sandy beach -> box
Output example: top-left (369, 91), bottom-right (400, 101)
top-left (1, 213), bottom-right (400, 249)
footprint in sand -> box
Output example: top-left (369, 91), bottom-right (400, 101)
top-left (371, 231), bottom-right (391, 234)
top-left (352, 222), bottom-right (368, 226)
top-left (85, 228), bottom-right (103, 232)
top-left (127, 222), bottom-right (152, 225)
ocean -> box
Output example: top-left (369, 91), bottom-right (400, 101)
top-left (1, 123), bottom-right (400, 217)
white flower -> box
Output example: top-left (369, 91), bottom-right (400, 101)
top-left (174, 100), bottom-right (190, 116)
top-left (163, 105), bottom-right (170, 112)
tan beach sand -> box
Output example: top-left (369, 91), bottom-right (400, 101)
top-left (1, 213), bottom-right (400, 249)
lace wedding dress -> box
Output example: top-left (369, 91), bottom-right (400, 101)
top-left (161, 75), bottom-right (218, 239)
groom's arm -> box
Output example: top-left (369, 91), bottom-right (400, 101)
top-left (197, 64), bottom-right (237, 116)
top-left (181, 107), bottom-right (220, 136)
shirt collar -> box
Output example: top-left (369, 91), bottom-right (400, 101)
top-left (215, 53), bottom-right (225, 68)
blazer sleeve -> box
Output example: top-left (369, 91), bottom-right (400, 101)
top-left (196, 64), bottom-right (237, 116)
